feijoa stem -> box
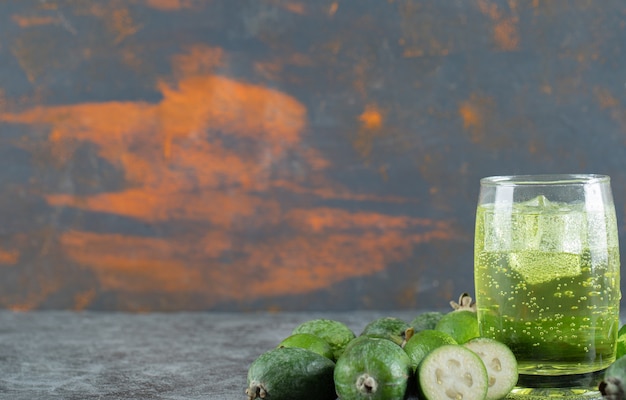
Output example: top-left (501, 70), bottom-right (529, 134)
top-left (599, 377), bottom-right (625, 400)
top-left (402, 327), bottom-right (414, 348)
top-left (356, 373), bottom-right (378, 394)
top-left (450, 292), bottom-right (476, 312)
top-left (245, 381), bottom-right (267, 399)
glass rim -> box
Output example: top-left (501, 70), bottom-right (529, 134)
top-left (480, 174), bottom-right (610, 186)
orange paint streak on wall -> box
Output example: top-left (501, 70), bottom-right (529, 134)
top-left (172, 45), bottom-right (225, 77)
top-left (459, 102), bottom-right (482, 133)
top-left (354, 104), bottom-right (385, 158)
top-left (39, 2), bottom-right (58, 10)
top-left (60, 231), bottom-right (206, 293)
top-left (477, 0), bottom-right (520, 51)
top-left (11, 36), bottom-right (51, 83)
top-left (272, 180), bottom-right (413, 204)
top-left (2, 68), bottom-right (305, 190)
top-left (594, 87), bottom-right (619, 109)
top-left (262, 0), bottom-right (306, 15)
top-left (254, 60), bottom-right (284, 81)
top-left (47, 190), bottom-right (269, 228)
top-left (477, 0), bottom-right (500, 20)
top-left (61, 230), bottom-right (243, 300)
top-left (254, 53), bottom-right (313, 82)
top-left (11, 15), bottom-right (60, 27)
top-left (242, 228), bottom-right (454, 298)
top-left (397, 1), bottom-right (453, 58)
top-left (0, 249), bottom-right (19, 265)
top-left (329, 2), bottom-right (339, 16)
top-left (286, 208), bottom-right (452, 234)
top-left (145, 0), bottom-right (194, 10)
top-left (110, 7), bottom-right (142, 43)
top-left (157, 75), bottom-right (306, 158)
top-left (0, 46), bottom-right (457, 307)
top-left (459, 94), bottom-right (494, 143)
top-left (216, 210), bottom-right (457, 300)
top-left (593, 86), bottom-right (626, 135)
top-left (76, 3), bottom-right (141, 44)
top-left (359, 105), bottom-right (384, 130)
top-left (73, 289), bottom-right (97, 311)
top-left (283, 2), bottom-right (307, 15)
top-left (3, 279), bottom-right (62, 311)
top-left (493, 17), bottom-right (520, 51)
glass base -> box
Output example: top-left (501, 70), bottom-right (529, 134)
top-left (506, 387), bottom-right (603, 400)
top-left (505, 370), bottom-right (606, 399)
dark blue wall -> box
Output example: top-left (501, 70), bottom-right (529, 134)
top-left (0, 0), bottom-right (625, 311)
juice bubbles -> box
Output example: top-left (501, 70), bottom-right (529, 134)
top-left (475, 195), bottom-right (620, 376)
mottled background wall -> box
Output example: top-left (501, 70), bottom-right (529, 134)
top-left (0, 0), bottom-right (625, 312)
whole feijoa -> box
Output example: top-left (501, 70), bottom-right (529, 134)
top-left (278, 333), bottom-right (334, 360)
top-left (246, 347), bottom-right (336, 400)
top-left (360, 316), bottom-right (411, 346)
top-left (410, 311), bottom-right (444, 333)
top-left (334, 336), bottom-right (411, 400)
top-left (292, 318), bottom-right (356, 360)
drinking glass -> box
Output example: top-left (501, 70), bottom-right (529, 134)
top-left (474, 174), bottom-right (621, 398)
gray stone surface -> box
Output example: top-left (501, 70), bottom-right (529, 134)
top-left (0, 310), bottom-right (420, 400)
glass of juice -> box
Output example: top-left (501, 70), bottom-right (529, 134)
top-left (475, 174), bottom-right (620, 398)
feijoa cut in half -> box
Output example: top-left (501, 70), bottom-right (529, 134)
top-left (418, 344), bottom-right (488, 400)
top-left (464, 337), bottom-right (518, 400)
top-left (246, 346), bottom-right (336, 400)
top-left (334, 336), bottom-right (411, 400)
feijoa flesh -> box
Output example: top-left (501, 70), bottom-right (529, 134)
top-left (418, 344), bottom-right (488, 400)
top-left (463, 337), bottom-right (518, 400)
top-left (246, 346), bottom-right (336, 400)
top-left (334, 336), bottom-right (411, 400)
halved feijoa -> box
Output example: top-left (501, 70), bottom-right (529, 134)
top-left (334, 336), bottom-right (411, 400)
top-left (246, 347), bottom-right (336, 400)
top-left (418, 344), bottom-right (488, 400)
top-left (464, 337), bottom-right (518, 400)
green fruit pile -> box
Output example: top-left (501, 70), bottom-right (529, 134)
top-left (245, 293), bottom-right (519, 400)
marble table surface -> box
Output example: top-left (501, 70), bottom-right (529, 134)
top-left (0, 309), bottom-right (423, 400)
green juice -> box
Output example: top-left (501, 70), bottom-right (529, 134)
top-left (475, 198), bottom-right (620, 376)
